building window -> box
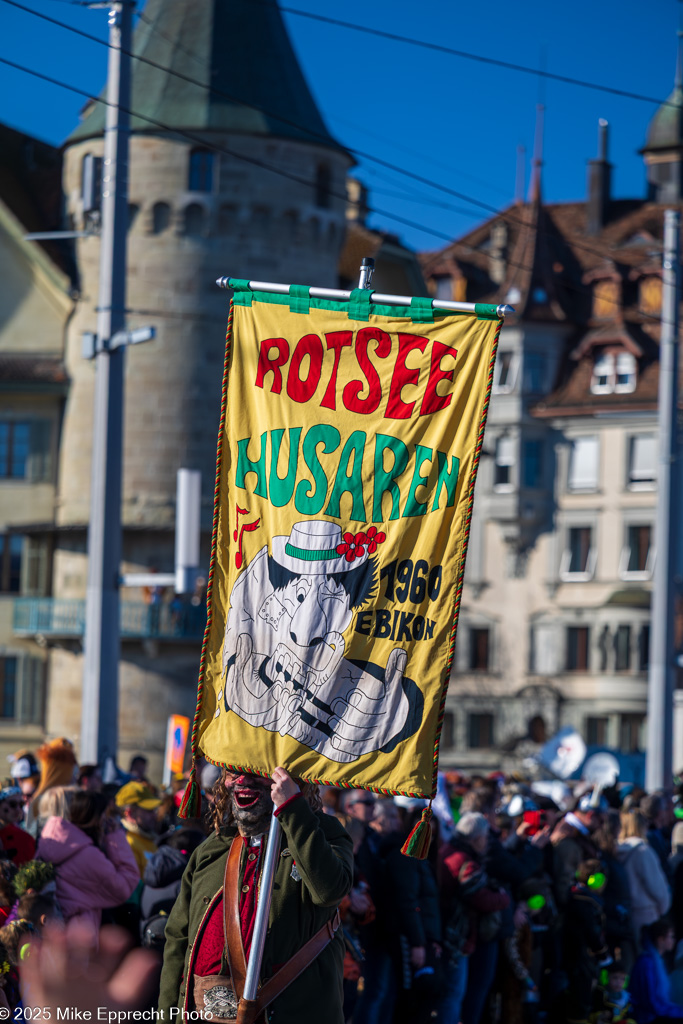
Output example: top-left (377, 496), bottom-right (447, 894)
top-left (315, 164), bottom-right (331, 209)
top-left (628, 435), bottom-right (656, 490)
top-left (151, 202), bottom-right (171, 234)
top-left (586, 716), bottom-right (608, 746)
top-left (0, 422), bottom-right (31, 479)
top-left (620, 714), bottom-right (644, 753)
top-left (468, 712), bottom-right (494, 749)
top-left (0, 535), bottom-right (22, 593)
top-left (614, 625), bottom-right (631, 672)
top-left (568, 436), bottom-right (599, 491)
top-left (566, 626), bottom-right (590, 671)
top-left (523, 353), bottom-right (546, 393)
top-left (639, 625), bottom-right (650, 672)
top-left (561, 527), bottom-right (596, 580)
top-left (592, 280), bottom-right (619, 319)
top-left (441, 711), bottom-right (455, 749)
top-left (639, 277), bottom-right (662, 316)
top-left (523, 439), bottom-right (543, 488)
top-left (184, 204), bottom-right (205, 236)
top-left (188, 149), bottom-right (214, 192)
top-left (469, 628), bottom-right (490, 671)
top-left (494, 436), bottom-right (515, 490)
top-left (615, 352), bottom-right (637, 393)
top-left (0, 657), bottom-right (17, 719)
top-left (590, 351), bottom-right (637, 394)
top-left (620, 524), bottom-right (653, 579)
top-left (493, 351), bottom-right (518, 393)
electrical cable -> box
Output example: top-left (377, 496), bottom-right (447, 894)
top-left (0, 0), bottom-right (672, 273)
top-left (0, 51), bottom-right (663, 324)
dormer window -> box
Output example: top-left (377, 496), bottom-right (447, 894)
top-left (639, 276), bottom-right (662, 316)
top-left (615, 352), bottom-right (636, 392)
top-left (590, 350), bottom-right (636, 395)
top-left (592, 279), bottom-right (619, 320)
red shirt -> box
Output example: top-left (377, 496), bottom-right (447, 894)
top-left (194, 836), bottom-right (264, 975)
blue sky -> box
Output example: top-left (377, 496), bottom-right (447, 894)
top-left (0, 0), bottom-right (676, 252)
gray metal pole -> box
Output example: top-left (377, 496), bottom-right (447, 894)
top-left (242, 812), bottom-right (282, 1001)
top-left (81, 1), bottom-right (133, 765)
top-left (645, 208), bottom-right (680, 792)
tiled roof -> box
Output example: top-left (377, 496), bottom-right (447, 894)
top-left (421, 192), bottom-right (675, 419)
top-left (0, 121), bottom-right (76, 281)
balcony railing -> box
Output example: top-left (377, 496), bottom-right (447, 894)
top-left (13, 598), bottom-right (206, 641)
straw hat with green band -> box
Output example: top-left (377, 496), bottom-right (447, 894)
top-left (272, 520), bottom-right (370, 575)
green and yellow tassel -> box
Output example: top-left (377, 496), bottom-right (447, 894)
top-left (401, 803), bottom-right (433, 859)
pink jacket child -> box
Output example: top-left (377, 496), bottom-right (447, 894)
top-left (36, 816), bottom-right (139, 937)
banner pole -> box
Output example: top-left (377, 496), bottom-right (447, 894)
top-left (216, 277), bottom-right (514, 319)
top-left (239, 809), bottom-right (282, 1016)
top-left (358, 256), bottom-right (375, 290)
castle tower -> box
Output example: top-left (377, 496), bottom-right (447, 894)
top-left (48, 0), bottom-right (353, 768)
top-left (642, 34), bottom-right (683, 202)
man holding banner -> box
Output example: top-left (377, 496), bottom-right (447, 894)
top-left (159, 765), bottom-right (352, 1023)
top-left (173, 279), bottom-right (506, 1018)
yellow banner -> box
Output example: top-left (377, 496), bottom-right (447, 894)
top-left (191, 289), bottom-right (501, 798)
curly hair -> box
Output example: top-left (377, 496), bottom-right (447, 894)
top-left (209, 769), bottom-right (322, 834)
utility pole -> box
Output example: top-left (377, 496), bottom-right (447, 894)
top-left (81, 1), bottom-right (134, 765)
top-left (645, 208), bottom-right (681, 791)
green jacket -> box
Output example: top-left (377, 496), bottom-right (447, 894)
top-left (158, 797), bottom-right (353, 1024)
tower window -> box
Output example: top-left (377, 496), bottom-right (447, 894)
top-left (188, 149), bottom-right (215, 192)
top-left (151, 202), bottom-right (171, 235)
top-left (184, 204), bottom-right (205, 237)
top-left (315, 164), bottom-right (331, 209)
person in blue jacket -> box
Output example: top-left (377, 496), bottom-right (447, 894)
top-left (630, 917), bottom-right (683, 1023)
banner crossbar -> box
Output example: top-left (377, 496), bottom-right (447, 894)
top-left (216, 277), bottom-right (514, 319)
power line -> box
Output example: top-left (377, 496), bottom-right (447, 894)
top-left (0, 52), bottom-right (661, 323)
top-left (267, 0), bottom-right (677, 111)
top-left (0, 0), bottom-right (659, 273)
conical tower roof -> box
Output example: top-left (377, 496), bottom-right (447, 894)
top-left (66, 0), bottom-right (345, 151)
top-left (643, 34), bottom-right (683, 154)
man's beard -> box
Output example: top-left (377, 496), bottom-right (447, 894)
top-left (231, 791), bottom-right (273, 836)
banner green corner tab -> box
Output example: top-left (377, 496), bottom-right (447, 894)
top-left (474, 302), bottom-right (501, 321)
top-left (409, 297), bottom-right (435, 324)
top-left (348, 288), bottom-right (372, 322)
top-left (288, 284), bottom-right (311, 315)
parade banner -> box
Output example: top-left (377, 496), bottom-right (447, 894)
top-left (185, 283), bottom-right (502, 806)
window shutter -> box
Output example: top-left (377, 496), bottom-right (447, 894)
top-left (496, 436), bottom-right (516, 467)
top-left (533, 623), bottom-right (559, 675)
top-left (19, 656), bottom-right (45, 725)
top-left (568, 436), bottom-right (599, 490)
top-left (27, 420), bottom-right (52, 483)
top-left (631, 435), bottom-right (656, 482)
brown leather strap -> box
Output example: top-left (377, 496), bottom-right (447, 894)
top-left (253, 908), bottom-right (342, 1015)
top-left (223, 837), bottom-right (247, 999)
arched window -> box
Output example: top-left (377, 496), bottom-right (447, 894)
top-left (327, 222), bottom-right (337, 249)
top-left (315, 164), bottom-right (331, 209)
top-left (252, 206), bottom-right (271, 230)
top-left (151, 202), bottom-right (171, 234)
top-left (218, 204), bottom-right (237, 233)
top-left (309, 217), bottom-right (321, 244)
top-left (128, 204), bottom-right (139, 231)
top-left (184, 203), bottom-right (205, 236)
top-left (283, 210), bottom-right (299, 239)
top-left (188, 148), bottom-right (214, 192)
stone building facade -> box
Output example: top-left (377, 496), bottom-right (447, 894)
top-left (420, 69), bottom-right (681, 772)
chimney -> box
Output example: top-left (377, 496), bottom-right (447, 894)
top-left (586, 119), bottom-right (612, 235)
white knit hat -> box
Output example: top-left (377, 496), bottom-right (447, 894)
top-left (455, 812), bottom-right (489, 840)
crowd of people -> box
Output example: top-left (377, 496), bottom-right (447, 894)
top-left (1, 737), bottom-right (683, 1024)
